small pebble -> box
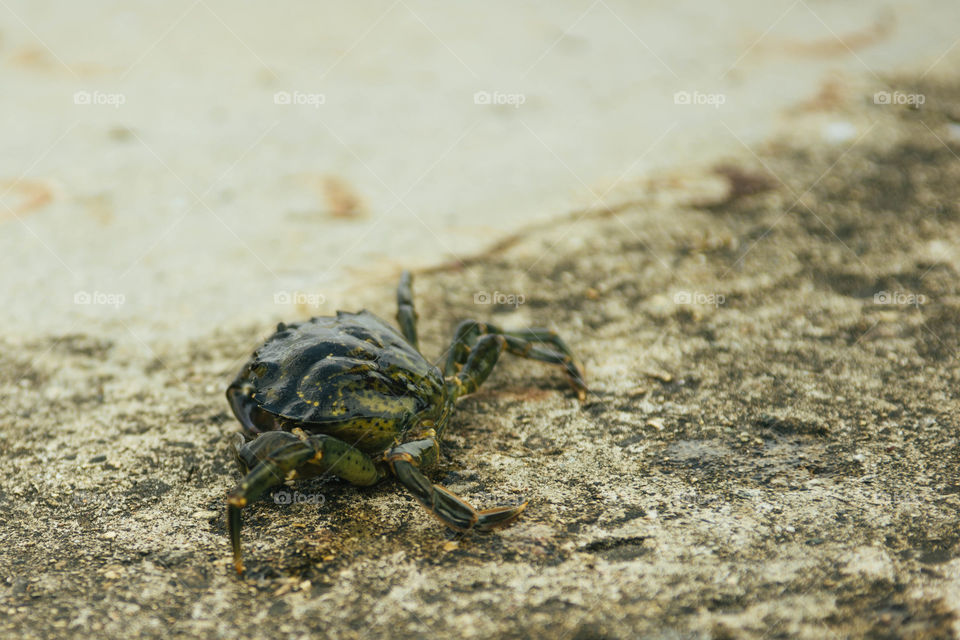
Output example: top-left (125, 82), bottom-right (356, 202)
top-left (646, 371), bottom-right (673, 383)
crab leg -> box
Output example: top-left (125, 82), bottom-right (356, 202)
top-left (447, 333), bottom-right (506, 399)
top-left (443, 321), bottom-right (587, 400)
top-left (501, 328), bottom-right (586, 395)
top-left (385, 435), bottom-right (527, 532)
top-left (228, 431), bottom-right (380, 574)
top-left (395, 270), bottom-right (419, 350)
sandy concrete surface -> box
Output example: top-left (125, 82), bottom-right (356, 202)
top-left (2, 2), bottom-right (960, 639)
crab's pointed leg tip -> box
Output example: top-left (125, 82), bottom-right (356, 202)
top-left (234, 559), bottom-right (245, 576)
top-left (500, 501), bottom-right (528, 528)
top-left (577, 388), bottom-right (587, 403)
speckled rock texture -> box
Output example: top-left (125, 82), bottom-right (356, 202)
top-left (2, 81), bottom-right (960, 639)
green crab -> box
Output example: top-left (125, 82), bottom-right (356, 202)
top-left (225, 271), bottom-right (586, 574)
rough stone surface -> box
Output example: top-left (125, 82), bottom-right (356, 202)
top-left (2, 80), bottom-right (960, 639)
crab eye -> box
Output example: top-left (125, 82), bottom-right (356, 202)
top-left (252, 363), bottom-right (269, 377)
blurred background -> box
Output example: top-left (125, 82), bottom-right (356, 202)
top-left (1, 0), bottom-right (958, 339)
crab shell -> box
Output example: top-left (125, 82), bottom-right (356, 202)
top-left (227, 311), bottom-right (448, 454)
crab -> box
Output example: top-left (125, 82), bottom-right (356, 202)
top-left (225, 271), bottom-right (587, 574)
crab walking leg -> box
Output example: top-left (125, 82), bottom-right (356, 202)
top-left (386, 436), bottom-right (527, 531)
top-left (500, 328), bottom-right (586, 394)
top-left (395, 270), bottom-right (419, 351)
top-left (442, 319), bottom-right (488, 376)
top-left (227, 431), bottom-right (380, 574)
top-left (448, 333), bottom-right (506, 399)
top-left (442, 320), bottom-right (587, 399)
top-left (227, 434), bottom-right (316, 574)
